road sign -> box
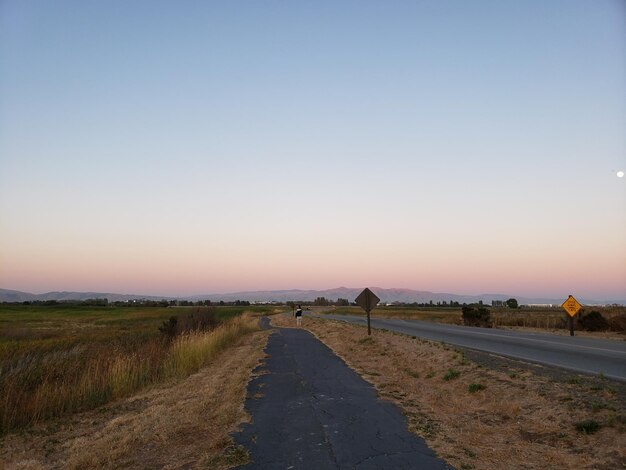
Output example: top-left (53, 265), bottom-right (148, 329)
top-left (561, 294), bottom-right (582, 337)
top-left (355, 288), bottom-right (380, 336)
top-left (355, 288), bottom-right (380, 312)
top-left (561, 295), bottom-right (582, 317)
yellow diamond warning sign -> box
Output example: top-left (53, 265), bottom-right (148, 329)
top-left (561, 295), bottom-right (582, 317)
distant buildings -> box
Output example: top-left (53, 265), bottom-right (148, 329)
top-left (492, 300), bottom-right (555, 308)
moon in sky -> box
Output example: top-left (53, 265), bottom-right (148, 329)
top-left (618, 171), bottom-right (625, 178)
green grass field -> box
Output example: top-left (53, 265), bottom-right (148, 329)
top-left (0, 303), bottom-right (278, 435)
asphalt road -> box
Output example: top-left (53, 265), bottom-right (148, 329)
top-left (233, 324), bottom-right (452, 469)
top-left (313, 314), bottom-right (626, 382)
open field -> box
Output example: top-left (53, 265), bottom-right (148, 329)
top-left (321, 305), bottom-right (626, 338)
top-left (273, 314), bottom-right (626, 469)
top-left (0, 323), bottom-right (271, 469)
top-left (4, 307), bottom-right (623, 469)
top-left (0, 304), bottom-right (279, 435)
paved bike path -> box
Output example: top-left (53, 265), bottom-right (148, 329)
top-left (233, 322), bottom-right (452, 469)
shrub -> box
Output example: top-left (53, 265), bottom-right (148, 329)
top-left (579, 311), bottom-right (609, 332)
top-left (179, 308), bottom-right (219, 333)
top-left (159, 316), bottom-right (178, 338)
top-left (468, 383), bottom-right (486, 393)
top-left (444, 368), bottom-right (461, 381)
top-left (462, 306), bottom-right (492, 328)
top-left (575, 419), bottom-right (600, 434)
top-left (159, 308), bottom-right (220, 339)
top-left (405, 369), bottom-right (420, 378)
top-left (608, 314), bottom-right (626, 333)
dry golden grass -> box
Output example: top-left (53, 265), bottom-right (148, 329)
top-left (164, 314), bottom-right (260, 378)
top-left (1, 309), bottom-right (265, 435)
top-left (0, 318), bottom-right (270, 470)
top-left (273, 314), bottom-right (625, 469)
top-left (321, 305), bottom-right (626, 339)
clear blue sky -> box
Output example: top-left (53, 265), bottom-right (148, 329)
top-left (1, 0), bottom-right (625, 300)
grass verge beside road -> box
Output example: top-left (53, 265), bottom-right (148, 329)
top-left (273, 314), bottom-right (625, 469)
top-left (321, 305), bottom-right (626, 339)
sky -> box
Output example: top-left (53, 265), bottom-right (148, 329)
top-left (0, 0), bottom-right (625, 300)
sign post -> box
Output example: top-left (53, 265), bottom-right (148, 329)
top-left (355, 288), bottom-right (380, 336)
top-left (561, 294), bottom-right (582, 337)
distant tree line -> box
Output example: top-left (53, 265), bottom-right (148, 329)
top-left (310, 297), bottom-right (351, 306)
top-left (10, 298), bottom-right (252, 308)
top-left (5, 297), bottom-right (521, 310)
top-left (386, 300), bottom-right (463, 307)
top-left (171, 299), bottom-right (251, 307)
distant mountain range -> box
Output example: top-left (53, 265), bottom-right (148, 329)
top-left (0, 288), bottom-right (167, 303)
top-left (1, 287), bottom-right (623, 306)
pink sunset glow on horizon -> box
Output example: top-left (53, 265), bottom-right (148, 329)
top-left (2, 230), bottom-right (624, 300)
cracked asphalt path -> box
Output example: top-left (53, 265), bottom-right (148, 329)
top-left (233, 320), bottom-right (452, 469)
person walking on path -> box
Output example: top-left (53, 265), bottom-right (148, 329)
top-left (295, 305), bottom-right (303, 327)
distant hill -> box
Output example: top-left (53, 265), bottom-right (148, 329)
top-left (3, 287), bottom-right (621, 306)
top-left (187, 287), bottom-right (617, 306)
top-left (0, 289), bottom-right (34, 303)
top-left (0, 289), bottom-right (167, 303)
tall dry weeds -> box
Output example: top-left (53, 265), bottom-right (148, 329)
top-left (165, 314), bottom-right (259, 378)
top-left (1, 320), bottom-right (270, 470)
top-left (0, 314), bottom-right (259, 435)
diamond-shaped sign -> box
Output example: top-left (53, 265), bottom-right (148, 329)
top-left (561, 295), bottom-right (582, 317)
top-left (355, 288), bottom-right (380, 336)
top-left (355, 288), bottom-right (380, 313)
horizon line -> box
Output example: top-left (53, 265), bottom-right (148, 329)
top-left (1, 286), bottom-right (625, 303)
